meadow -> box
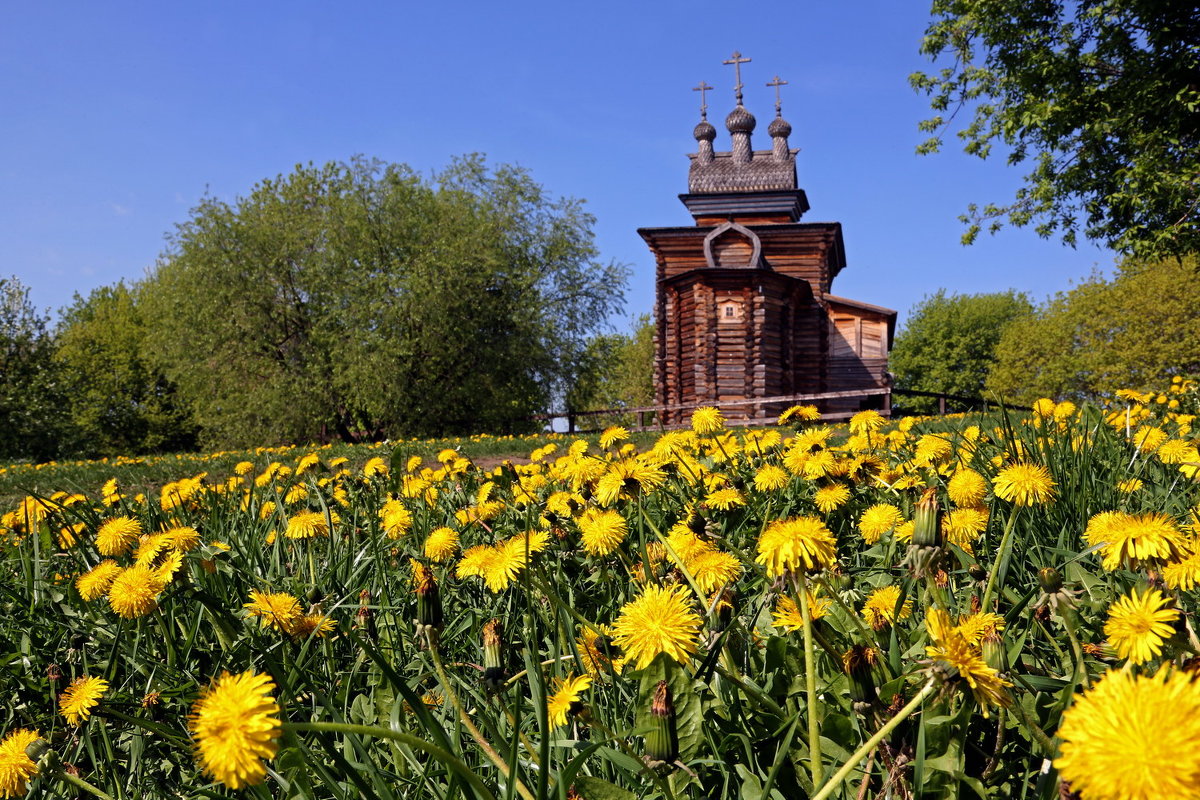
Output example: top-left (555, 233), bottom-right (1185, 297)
top-left (1, 382), bottom-right (1198, 800)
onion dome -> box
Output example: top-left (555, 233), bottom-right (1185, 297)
top-left (725, 105), bottom-right (756, 134)
top-left (768, 116), bottom-right (792, 139)
top-left (693, 120), bottom-right (717, 142)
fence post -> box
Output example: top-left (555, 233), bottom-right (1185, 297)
top-left (883, 390), bottom-right (892, 417)
top-left (638, 410), bottom-right (647, 430)
top-left (938, 394), bottom-right (947, 415)
top-left (568, 412), bottom-right (576, 434)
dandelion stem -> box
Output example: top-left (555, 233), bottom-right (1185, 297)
top-left (56, 768), bottom-right (117, 800)
top-left (796, 572), bottom-right (823, 786)
top-left (428, 637), bottom-right (537, 800)
top-left (810, 679), bottom-right (937, 800)
top-left (982, 509), bottom-right (1020, 611)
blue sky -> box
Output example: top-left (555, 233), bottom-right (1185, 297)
top-left (1, 1), bottom-right (1115, 330)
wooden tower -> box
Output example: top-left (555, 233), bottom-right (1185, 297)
top-left (638, 57), bottom-right (897, 424)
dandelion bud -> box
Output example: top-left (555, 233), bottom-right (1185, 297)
top-left (482, 619), bottom-right (505, 691)
top-left (842, 645), bottom-right (879, 706)
top-left (645, 680), bottom-right (679, 767)
top-left (1037, 567), bottom-right (1063, 593)
top-left (982, 630), bottom-right (1007, 672)
top-left (414, 563), bottom-right (442, 634)
top-left (24, 736), bottom-right (50, 764)
top-left (912, 489), bottom-right (943, 548)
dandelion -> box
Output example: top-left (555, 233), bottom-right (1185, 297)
top-left (1104, 587), bottom-right (1179, 664)
top-left (546, 674), bottom-right (592, 728)
top-left (755, 516), bottom-right (837, 577)
top-left (778, 404), bottom-right (820, 425)
top-left (289, 613), bottom-right (336, 640)
top-left (858, 503), bottom-right (903, 544)
top-left (1164, 551), bottom-right (1200, 591)
top-left (362, 457), bottom-right (389, 477)
top-left (76, 560), bottom-right (123, 601)
top-left (813, 483), bottom-right (851, 513)
top-left (861, 585), bottom-right (912, 630)
top-left (285, 511), bottom-right (328, 539)
top-left (244, 591), bottom-right (303, 634)
top-left (59, 676), bottom-right (108, 725)
top-left (686, 550), bottom-right (741, 593)
top-left (926, 630), bottom-right (1011, 715)
top-left (423, 527), bottom-right (459, 562)
top-left (992, 463), bottom-right (1056, 506)
top-left (107, 566), bottom-right (166, 619)
top-left (0, 728), bottom-right (40, 798)
top-left (849, 409), bottom-right (885, 434)
top-left (379, 499), bottom-right (413, 538)
top-left (947, 469), bottom-right (987, 507)
top-left (942, 506), bottom-right (989, 549)
top-left (690, 407), bottom-right (724, 435)
top-left (594, 458), bottom-right (666, 506)
top-left (1056, 666), bottom-right (1200, 800)
top-left (96, 516), bottom-right (142, 556)
top-left (772, 592), bottom-right (830, 632)
top-left (189, 670), bottom-right (281, 789)
top-left (599, 426), bottom-right (629, 450)
top-left (1085, 511), bottom-right (1187, 571)
top-left (753, 464), bottom-right (789, 491)
top-left (577, 509), bottom-right (627, 556)
top-left (703, 487), bottom-right (744, 511)
top-left (576, 624), bottom-right (623, 676)
top-left (1117, 478), bottom-right (1144, 493)
top-left (612, 584), bottom-right (703, 669)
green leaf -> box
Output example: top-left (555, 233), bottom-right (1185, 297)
top-left (572, 776), bottom-right (638, 800)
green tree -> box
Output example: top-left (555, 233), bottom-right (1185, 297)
top-left (54, 282), bottom-right (196, 456)
top-left (567, 314), bottom-right (655, 425)
top-left (0, 276), bottom-right (71, 461)
top-left (891, 289), bottom-right (1032, 413)
top-left (988, 255), bottom-right (1200, 402)
top-left (912, 0), bottom-right (1200, 259)
top-left (140, 155), bottom-right (626, 446)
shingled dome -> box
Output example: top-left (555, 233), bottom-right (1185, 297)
top-left (725, 105), bottom-right (756, 134)
top-left (768, 116), bottom-right (792, 139)
top-left (694, 120), bottom-right (717, 141)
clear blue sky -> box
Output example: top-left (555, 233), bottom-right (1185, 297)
top-left (1, 1), bottom-right (1114, 331)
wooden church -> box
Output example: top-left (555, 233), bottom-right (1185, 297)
top-left (638, 54), bottom-right (897, 424)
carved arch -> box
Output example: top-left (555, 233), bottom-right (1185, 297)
top-left (703, 221), bottom-right (764, 269)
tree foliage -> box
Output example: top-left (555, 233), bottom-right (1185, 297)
top-left (912, 0), bottom-right (1200, 258)
top-left (54, 283), bottom-right (196, 456)
top-left (0, 276), bottom-right (70, 461)
top-left (890, 289), bottom-right (1032, 412)
top-left (567, 314), bottom-right (655, 421)
top-left (987, 254), bottom-right (1200, 402)
top-left (140, 155), bottom-right (627, 447)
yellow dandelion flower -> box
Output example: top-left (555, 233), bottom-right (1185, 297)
top-left (849, 409), bottom-right (886, 434)
top-left (1056, 666), bottom-right (1200, 800)
top-left (686, 550), bottom-right (741, 593)
top-left (0, 728), bottom-right (40, 798)
top-left (134, 532), bottom-right (171, 567)
top-left (1117, 478), bottom-right (1144, 493)
top-left (861, 585), bottom-right (912, 630)
top-left (76, 560), bottom-right (123, 601)
top-left (913, 434), bottom-right (953, 466)
top-left (244, 591), bottom-right (303, 634)
top-left (423, 527), bottom-right (460, 562)
top-left (772, 592), bottom-right (831, 632)
top-left (1158, 439), bottom-right (1195, 464)
top-left (1164, 551), bottom-right (1200, 591)
top-left (546, 674), bottom-right (592, 728)
top-left (599, 426), bottom-right (629, 449)
top-left (1086, 511), bottom-right (1187, 571)
top-left (778, 404), bottom-right (820, 425)
top-left (690, 406), bottom-right (724, 435)
top-left (285, 510), bottom-right (328, 540)
top-left (289, 613), bottom-right (336, 640)
top-left (947, 469), bottom-right (987, 507)
top-left (703, 487), bottom-right (744, 511)
top-left (482, 540), bottom-right (529, 592)
top-left (577, 508), bottom-right (628, 557)
top-left (594, 458), bottom-right (667, 507)
top-left (96, 516), bottom-right (142, 556)
top-left (926, 631), bottom-right (1011, 715)
top-left (753, 464), bottom-right (790, 491)
top-left (992, 463), bottom-right (1056, 506)
top-left (163, 526), bottom-right (201, 552)
top-left (665, 523), bottom-right (714, 564)
top-left (755, 516), bottom-right (837, 577)
top-left (612, 584), bottom-right (703, 669)
top-left (362, 457), bottom-right (389, 477)
top-left (1132, 425), bottom-right (1168, 453)
top-left (859, 503), bottom-right (903, 544)
top-left (942, 506), bottom-right (989, 549)
top-left (188, 670), bottom-right (281, 789)
top-left (379, 499), bottom-right (413, 538)
top-left (234, 461), bottom-right (254, 475)
top-left (58, 676), bottom-right (108, 725)
top-left (1104, 587), bottom-right (1179, 664)
top-left (576, 625), bottom-right (623, 676)
top-left (813, 483), bottom-right (851, 513)
top-left (107, 566), bottom-right (166, 619)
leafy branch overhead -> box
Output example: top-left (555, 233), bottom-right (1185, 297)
top-left (911, 0), bottom-right (1200, 258)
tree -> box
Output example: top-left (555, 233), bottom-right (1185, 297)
top-left (54, 283), bottom-right (196, 456)
top-left (890, 289), bottom-right (1032, 413)
top-left (987, 255), bottom-right (1200, 402)
top-left (0, 276), bottom-right (71, 461)
top-left (567, 314), bottom-right (655, 423)
top-left (140, 156), bottom-right (627, 446)
top-left (912, 1), bottom-right (1200, 259)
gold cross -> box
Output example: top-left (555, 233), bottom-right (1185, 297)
top-left (722, 51), bottom-right (751, 104)
top-left (766, 75), bottom-right (788, 115)
top-left (693, 81), bottom-right (713, 119)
